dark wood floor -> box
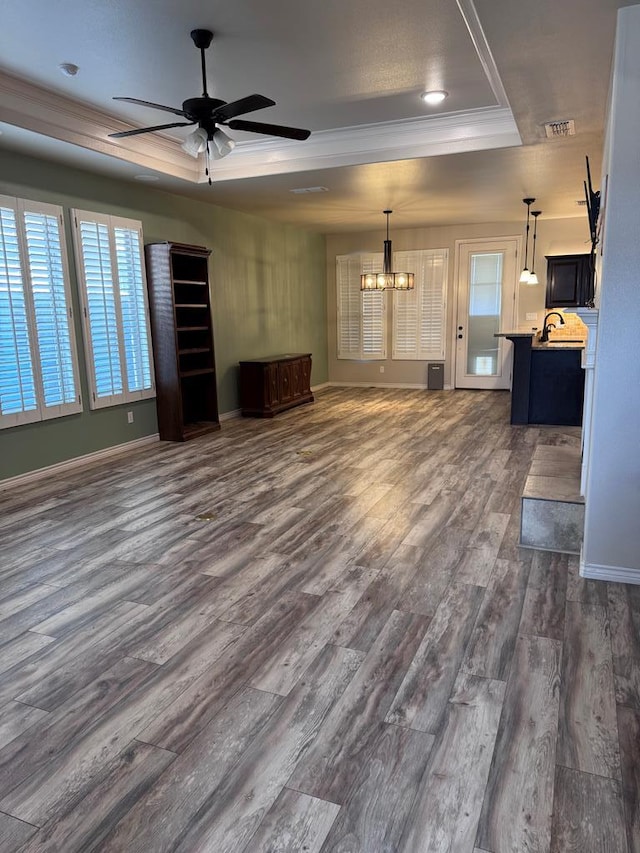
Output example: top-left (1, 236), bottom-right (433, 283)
top-left (0, 387), bottom-right (638, 852)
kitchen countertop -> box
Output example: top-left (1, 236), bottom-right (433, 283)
top-left (495, 332), bottom-right (584, 350)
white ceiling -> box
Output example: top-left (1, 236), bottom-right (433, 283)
top-left (0, 0), bottom-right (634, 231)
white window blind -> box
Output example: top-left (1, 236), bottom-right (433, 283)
top-left (0, 195), bottom-right (81, 430)
top-left (336, 254), bottom-right (386, 360)
top-left (392, 249), bottom-right (448, 360)
top-left (72, 211), bottom-right (154, 409)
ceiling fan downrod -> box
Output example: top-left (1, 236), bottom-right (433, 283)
top-left (190, 29), bottom-right (214, 98)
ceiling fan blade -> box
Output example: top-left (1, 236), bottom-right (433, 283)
top-left (213, 94), bottom-right (276, 122)
top-left (109, 122), bottom-right (195, 139)
top-left (226, 119), bottom-right (311, 141)
top-left (113, 97), bottom-right (188, 118)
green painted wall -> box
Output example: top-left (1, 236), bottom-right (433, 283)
top-left (0, 150), bottom-right (327, 481)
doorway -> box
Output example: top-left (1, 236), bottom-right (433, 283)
top-left (454, 238), bottom-right (519, 390)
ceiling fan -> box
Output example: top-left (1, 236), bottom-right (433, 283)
top-left (109, 29), bottom-right (311, 183)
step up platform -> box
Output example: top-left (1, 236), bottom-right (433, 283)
top-left (520, 445), bottom-right (584, 554)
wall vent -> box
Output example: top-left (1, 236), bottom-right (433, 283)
top-left (544, 119), bottom-right (576, 138)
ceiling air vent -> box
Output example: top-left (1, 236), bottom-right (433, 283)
top-left (289, 186), bottom-right (329, 194)
top-left (544, 119), bottom-right (576, 138)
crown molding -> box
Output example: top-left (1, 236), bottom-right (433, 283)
top-left (0, 70), bottom-right (199, 181)
top-left (207, 107), bottom-right (521, 182)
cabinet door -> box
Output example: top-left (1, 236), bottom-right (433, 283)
top-left (291, 358), bottom-right (303, 398)
top-left (545, 255), bottom-right (591, 308)
top-left (301, 356), bottom-right (311, 393)
top-left (278, 361), bottom-right (293, 403)
top-left (266, 363), bottom-right (279, 406)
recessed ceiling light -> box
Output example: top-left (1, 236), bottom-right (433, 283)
top-left (421, 90), bottom-right (448, 105)
top-left (134, 174), bottom-right (159, 182)
top-left (59, 63), bottom-right (79, 77)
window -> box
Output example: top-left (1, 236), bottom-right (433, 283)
top-left (0, 195), bottom-right (81, 430)
top-left (391, 249), bottom-right (448, 360)
top-left (72, 211), bottom-right (154, 409)
top-left (336, 254), bottom-right (386, 360)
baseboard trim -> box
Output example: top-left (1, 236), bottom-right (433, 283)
top-left (219, 409), bottom-right (241, 421)
top-left (580, 553), bottom-right (640, 585)
top-left (327, 381), bottom-right (453, 390)
top-left (0, 433), bottom-right (160, 490)
top-left (311, 382), bottom-right (331, 391)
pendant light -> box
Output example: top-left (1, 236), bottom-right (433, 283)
top-left (519, 197), bottom-right (535, 283)
top-left (527, 210), bottom-right (541, 285)
top-left (360, 210), bottom-right (415, 291)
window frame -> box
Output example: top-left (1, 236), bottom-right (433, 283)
top-left (72, 210), bottom-right (155, 410)
top-left (0, 194), bottom-right (82, 430)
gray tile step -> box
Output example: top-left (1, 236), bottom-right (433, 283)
top-left (520, 445), bottom-right (584, 555)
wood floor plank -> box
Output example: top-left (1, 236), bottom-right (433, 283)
top-left (386, 582), bottom-right (485, 733)
top-left (289, 609), bottom-right (429, 803)
top-left (455, 511), bottom-right (510, 586)
top-left (330, 545), bottom-right (421, 651)
top-left (397, 673), bottom-right (506, 853)
top-left (0, 701), bottom-right (49, 751)
top-left (318, 723), bottom-right (435, 852)
top-left (617, 704), bottom-right (640, 853)
top-left (168, 645), bottom-right (363, 853)
top-left (0, 656), bottom-right (158, 818)
top-left (138, 591), bottom-right (321, 752)
top-left (557, 601), bottom-right (621, 780)
top-left (19, 740), bottom-right (176, 853)
top-left (0, 810), bottom-right (37, 851)
top-left (248, 567), bottom-right (375, 696)
top-left (98, 688), bottom-right (282, 853)
top-left (248, 788), bottom-right (340, 853)
top-left (475, 634), bottom-right (563, 853)
top-left (461, 557), bottom-right (530, 681)
top-left (0, 633), bottom-right (56, 677)
top-left (550, 766), bottom-right (627, 853)
top-left (608, 583), bottom-right (640, 709)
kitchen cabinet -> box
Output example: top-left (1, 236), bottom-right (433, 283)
top-left (545, 254), bottom-right (593, 308)
top-left (144, 241), bottom-right (220, 441)
top-left (239, 354), bottom-right (313, 417)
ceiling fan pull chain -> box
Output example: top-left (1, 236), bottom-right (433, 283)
top-left (205, 139), bottom-right (212, 186)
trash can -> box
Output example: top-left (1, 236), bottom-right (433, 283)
top-left (427, 363), bottom-right (444, 390)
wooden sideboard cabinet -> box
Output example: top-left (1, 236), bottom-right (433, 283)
top-left (240, 354), bottom-right (314, 417)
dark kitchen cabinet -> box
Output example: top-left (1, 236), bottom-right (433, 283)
top-left (545, 254), bottom-right (594, 308)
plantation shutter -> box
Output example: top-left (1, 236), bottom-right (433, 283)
top-left (392, 249), bottom-right (448, 360)
top-left (0, 196), bottom-right (81, 430)
top-left (23, 205), bottom-right (82, 419)
top-left (336, 253), bottom-right (386, 360)
top-left (73, 211), bottom-right (154, 409)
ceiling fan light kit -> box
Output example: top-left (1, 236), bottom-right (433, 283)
top-left (361, 210), bottom-right (415, 291)
top-left (109, 28), bottom-right (310, 184)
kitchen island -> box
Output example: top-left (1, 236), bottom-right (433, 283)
top-left (498, 332), bottom-right (585, 426)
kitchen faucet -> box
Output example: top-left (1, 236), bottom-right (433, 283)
top-left (539, 311), bottom-right (566, 343)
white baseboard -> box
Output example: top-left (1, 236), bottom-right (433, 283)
top-left (311, 382), bottom-right (331, 391)
top-left (580, 552), bottom-right (640, 585)
top-left (0, 433), bottom-right (160, 490)
top-left (327, 381), bottom-right (453, 391)
top-left (219, 408), bottom-right (241, 421)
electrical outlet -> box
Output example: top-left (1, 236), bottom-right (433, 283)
top-left (526, 312), bottom-right (538, 321)
top-left (379, 365), bottom-right (385, 373)
top-left (127, 411), bottom-right (134, 424)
